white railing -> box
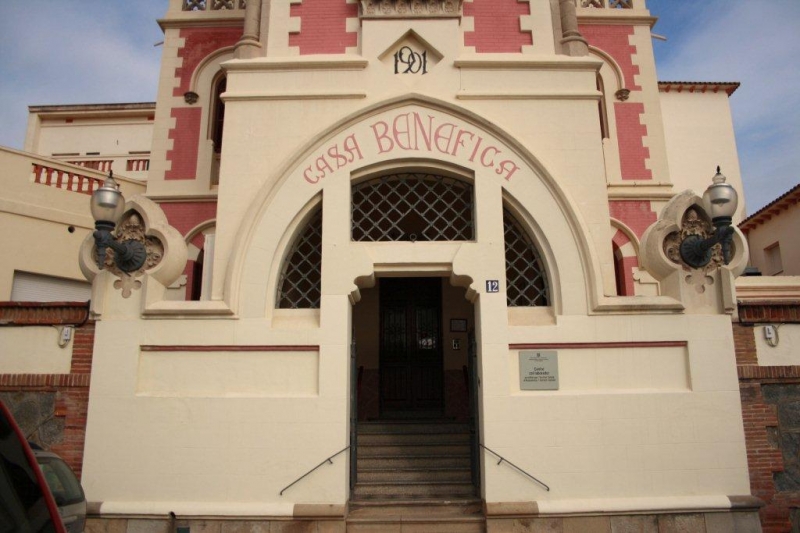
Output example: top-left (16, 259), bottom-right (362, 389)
top-left (575, 0), bottom-right (634, 8)
top-left (183, 0), bottom-right (246, 11)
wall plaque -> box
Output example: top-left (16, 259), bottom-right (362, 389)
top-left (519, 351), bottom-right (559, 390)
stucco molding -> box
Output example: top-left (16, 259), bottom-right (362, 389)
top-left (222, 93), bottom-right (603, 316)
top-left (79, 195), bottom-right (188, 311)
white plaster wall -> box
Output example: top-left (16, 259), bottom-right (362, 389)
top-left (659, 91), bottom-right (746, 222)
top-left (0, 328), bottom-right (73, 374)
top-left (746, 207), bottom-right (800, 275)
top-left (754, 324), bottom-right (800, 367)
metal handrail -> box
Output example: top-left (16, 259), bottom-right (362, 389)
top-left (279, 446), bottom-right (350, 496)
top-left (480, 444), bottom-right (550, 492)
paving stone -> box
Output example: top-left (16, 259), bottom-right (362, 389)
top-left (269, 521), bottom-right (317, 533)
top-left (610, 515), bottom-right (658, 533)
top-left (86, 518), bottom-right (128, 533)
top-left (220, 521), bottom-right (271, 533)
top-left (186, 520), bottom-right (223, 533)
top-left (563, 516), bottom-right (611, 533)
top-left (487, 517), bottom-right (563, 532)
top-left (126, 519), bottom-right (169, 533)
top-left (657, 514), bottom-right (705, 533)
top-left (704, 512), bottom-right (762, 533)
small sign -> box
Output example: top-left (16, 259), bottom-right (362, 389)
top-left (394, 46), bottom-right (428, 75)
top-left (486, 280), bottom-right (500, 293)
top-left (519, 351), bottom-right (559, 390)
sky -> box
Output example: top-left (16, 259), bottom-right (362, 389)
top-left (0, 1), bottom-right (798, 214)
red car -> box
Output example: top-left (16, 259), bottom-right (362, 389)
top-left (0, 400), bottom-right (66, 532)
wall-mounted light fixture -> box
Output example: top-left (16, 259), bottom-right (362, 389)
top-left (90, 172), bottom-right (146, 272)
top-left (680, 167), bottom-right (739, 268)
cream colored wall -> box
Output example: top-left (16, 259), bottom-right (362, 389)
top-left (753, 324), bottom-right (800, 367)
top-left (0, 147), bottom-right (145, 299)
top-left (79, 0), bottom-right (751, 517)
top-left (0, 327), bottom-right (74, 374)
top-left (659, 91), bottom-right (746, 222)
top-left (28, 116), bottom-right (153, 181)
top-left (745, 207), bottom-right (800, 275)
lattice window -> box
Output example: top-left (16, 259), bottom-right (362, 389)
top-left (183, 0), bottom-right (206, 10)
top-left (352, 173), bottom-right (474, 242)
top-left (609, 0), bottom-right (633, 8)
top-left (277, 209), bottom-right (322, 309)
top-left (211, 0), bottom-right (234, 9)
top-left (504, 209), bottom-right (549, 307)
top-left (579, 0), bottom-right (604, 7)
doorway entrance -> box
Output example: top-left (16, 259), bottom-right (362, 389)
top-left (351, 276), bottom-right (481, 506)
top-left (379, 277), bottom-right (443, 417)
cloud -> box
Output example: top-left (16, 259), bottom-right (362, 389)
top-left (649, 0), bottom-right (800, 213)
top-left (0, 1), bottom-right (164, 149)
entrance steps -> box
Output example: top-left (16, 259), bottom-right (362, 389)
top-left (349, 420), bottom-right (484, 532)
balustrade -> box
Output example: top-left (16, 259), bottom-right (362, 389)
top-left (67, 159), bottom-right (114, 172)
top-left (575, 0), bottom-right (634, 8)
top-left (183, 0), bottom-right (246, 11)
top-left (32, 163), bottom-right (104, 195)
top-left (126, 159), bottom-right (150, 172)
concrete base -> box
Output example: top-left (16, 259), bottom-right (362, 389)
top-left (86, 517), bottom-right (346, 533)
top-left (486, 511), bottom-right (762, 533)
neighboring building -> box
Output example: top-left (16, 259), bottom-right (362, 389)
top-left (740, 184), bottom-right (800, 276)
top-left (0, 0), bottom-right (776, 532)
top-left (25, 103), bottom-right (156, 182)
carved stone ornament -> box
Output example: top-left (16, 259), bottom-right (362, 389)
top-left (80, 195), bottom-right (188, 299)
top-left (640, 190), bottom-right (748, 292)
top-left (360, 0), bottom-right (463, 18)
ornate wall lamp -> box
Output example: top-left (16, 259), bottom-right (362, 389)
top-left (680, 167), bottom-right (739, 268)
top-left (90, 172), bottom-right (146, 272)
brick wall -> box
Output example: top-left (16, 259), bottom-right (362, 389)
top-left (0, 302), bottom-right (94, 479)
top-left (735, 299), bottom-right (800, 532)
top-left (464, 0), bottom-right (532, 53)
top-left (289, 0), bottom-right (358, 55)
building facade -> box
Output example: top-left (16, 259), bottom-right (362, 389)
top-left (1, 0), bottom-right (770, 531)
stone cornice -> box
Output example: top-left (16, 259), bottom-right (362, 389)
top-left (360, 0), bottom-right (463, 19)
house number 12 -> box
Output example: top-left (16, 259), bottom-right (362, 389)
top-left (486, 280), bottom-right (500, 293)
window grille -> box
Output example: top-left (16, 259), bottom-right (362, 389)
top-left (504, 209), bottom-right (549, 307)
top-left (277, 209), bottom-right (322, 309)
top-left (352, 173), bottom-right (474, 242)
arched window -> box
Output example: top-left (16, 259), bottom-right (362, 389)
top-left (504, 209), bottom-right (550, 307)
top-left (597, 73), bottom-right (610, 139)
top-left (276, 209), bottom-right (322, 309)
top-left (210, 74), bottom-right (226, 185)
top-left (351, 173), bottom-right (474, 242)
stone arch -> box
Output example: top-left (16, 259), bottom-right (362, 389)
top-left (224, 94), bottom-right (605, 317)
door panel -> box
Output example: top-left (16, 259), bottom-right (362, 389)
top-left (380, 278), bottom-right (443, 415)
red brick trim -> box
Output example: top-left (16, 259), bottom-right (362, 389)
top-left (609, 201), bottom-right (657, 239)
top-left (739, 301), bottom-right (800, 324)
top-left (738, 366), bottom-right (800, 381)
top-left (733, 324), bottom-right (758, 366)
top-left (614, 102), bottom-right (652, 180)
top-left (173, 27), bottom-right (242, 97)
top-left (0, 320), bottom-right (95, 479)
top-left (289, 0), bottom-right (358, 55)
top-left (165, 107), bottom-right (202, 180)
top-left (141, 345), bottom-right (320, 352)
top-left (464, 0), bottom-right (533, 53)
top-left (158, 201), bottom-right (218, 237)
top-left (0, 302), bottom-right (90, 326)
top-left (510, 341), bottom-right (687, 350)
top-left (579, 24), bottom-right (640, 91)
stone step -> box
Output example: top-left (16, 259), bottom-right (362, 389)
top-left (357, 431), bottom-right (470, 446)
top-left (357, 454), bottom-right (471, 470)
top-left (357, 467), bottom-right (472, 483)
top-left (347, 520), bottom-right (485, 533)
top-left (357, 443), bottom-right (469, 457)
top-left (349, 498), bottom-right (483, 514)
top-left (353, 481), bottom-right (477, 499)
top-left (347, 499), bottom-right (485, 532)
top-left (357, 422), bottom-right (470, 435)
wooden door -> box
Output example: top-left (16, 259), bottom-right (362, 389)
top-left (379, 278), bottom-right (443, 416)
